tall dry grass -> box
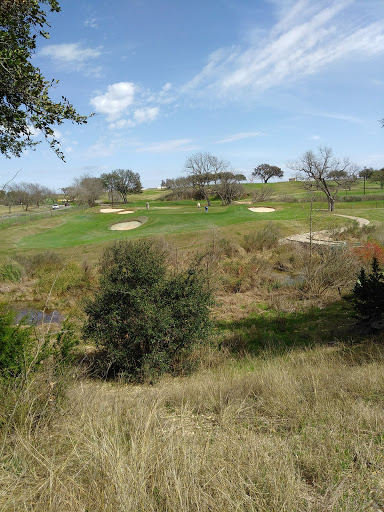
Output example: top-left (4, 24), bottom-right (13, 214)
top-left (1, 343), bottom-right (383, 511)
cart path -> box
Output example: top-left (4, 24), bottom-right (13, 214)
top-left (282, 214), bottom-right (370, 246)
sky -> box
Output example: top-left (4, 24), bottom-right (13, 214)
top-left (3, 0), bottom-right (384, 190)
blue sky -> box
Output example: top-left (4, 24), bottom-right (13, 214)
top-left (3, 0), bottom-right (384, 189)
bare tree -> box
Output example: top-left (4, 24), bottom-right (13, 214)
top-left (215, 172), bottom-right (245, 205)
top-left (288, 147), bottom-right (358, 212)
top-left (185, 152), bottom-right (229, 206)
top-left (72, 174), bottom-right (105, 207)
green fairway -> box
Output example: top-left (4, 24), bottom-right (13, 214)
top-left (14, 201), bottom-right (366, 249)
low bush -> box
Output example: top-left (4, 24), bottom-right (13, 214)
top-left (350, 257), bottom-right (384, 325)
top-left (243, 222), bottom-right (282, 252)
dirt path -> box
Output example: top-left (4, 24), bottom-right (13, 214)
top-left (282, 214), bottom-right (370, 246)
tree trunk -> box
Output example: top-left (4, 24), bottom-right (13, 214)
top-left (328, 198), bottom-right (335, 212)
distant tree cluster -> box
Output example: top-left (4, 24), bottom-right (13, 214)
top-left (63, 169), bottom-right (142, 207)
top-left (0, 182), bottom-right (54, 212)
top-left (163, 152), bottom-right (246, 205)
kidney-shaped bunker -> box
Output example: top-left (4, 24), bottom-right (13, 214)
top-left (109, 221), bottom-right (142, 231)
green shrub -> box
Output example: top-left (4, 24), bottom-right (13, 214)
top-left (83, 239), bottom-right (213, 380)
top-left (350, 257), bottom-right (384, 325)
top-left (0, 308), bottom-right (34, 377)
top-left (0, 261), bottom-right (23, 282)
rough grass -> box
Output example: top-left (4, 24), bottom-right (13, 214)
top-left (0, 343), bottom-right (383, 511)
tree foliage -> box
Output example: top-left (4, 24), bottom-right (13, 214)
top-left (351, 257), bottom-right (384, 325)
top-left (370, 168), bottom-right (384, 189)
top-left (83, 239), bottom-right (213, 379)
top-left (252, 164), bottom-right (283, 183)
top-left (101, 169), bottom-right (142, 204)
top-left (0, 0), bottom-right (90, 160)
top-left (288, 146), bottom-right (358, 212)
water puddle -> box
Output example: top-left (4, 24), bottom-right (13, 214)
top-left (14, 309), bottom-right (62, 325)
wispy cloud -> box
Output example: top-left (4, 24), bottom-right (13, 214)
top-left (183, 0), bottom-right (384, 98)
top-left (40, 42), bottom-right (102, 75)
top-left (84, 17), bottom-right (98, 29)
top-left (138, 139), bottom-right (198, 153)
top-left (308, 111), bottom-right (364, 124)
top-left (40, 42), bottom-right (102, 62)
top-left (216, 131), bottom-right (263, 144)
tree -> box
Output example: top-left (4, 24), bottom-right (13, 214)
top-left (0, 0), bottom-right (90, 160)
top-left (185, 152), bottom-right (229, 206)
top-left (288, 147), bottom-right (358, 212)
top-left (108, 169), bottom-right (142, 204)
top-left (83, 239), bottom-right (212, 379)
top-left (359, 167), bottom-right (373, 195)
top-left (252, 164), bottom-right (283, 183)
top-left (71, 174), bottom-right (105, 207)
top-left (370, 168), bottom-right (384, 189)
top-left (214, 172), bottom-right (246, 205)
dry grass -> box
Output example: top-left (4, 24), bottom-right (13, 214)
top-left (1, 343), bottom-right (383, 511)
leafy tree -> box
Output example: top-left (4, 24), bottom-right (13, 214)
top-left (83, 239), bottom-right (212, 379)
top-left (370, 168), bottom-right (384, 189)
top-left (107, 169), bottom-right (142, 204)
top-left (359, 167), bottom-right (373, 195)
top-left (185, 152), bottom-right (229, 206)
top-left (288, 146), bottom-right (358, 212)
top-left (350, 257), bottom-right (384, 325)
top-left (0, 0), bottom-right (90, 160)
top-left (252, 164), bottom-right (283, 183)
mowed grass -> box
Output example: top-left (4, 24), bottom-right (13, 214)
top-left (15, 203), bottom-right (360, 250)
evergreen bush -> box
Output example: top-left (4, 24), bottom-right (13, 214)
top-left (83, 239), bottom-right (213, 379)
top-left (350, 257), bottom-right (384, 324)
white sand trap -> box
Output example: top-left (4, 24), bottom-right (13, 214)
top-left (110, 221), bottom-right (141, 231)
top-left (248, 207), bottom-right (276, 213)
top-left (100, 208), bottom-right (124, 213)
top-left (117, 210), bottom-right (134, 215)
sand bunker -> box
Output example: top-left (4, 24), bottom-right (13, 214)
top-left (100, 208), bottom-right (124, 213)
top-left (110, 221), bottom-right (142, 231)
top-left (248, 207), bottom-right (276, 213)
top-left (117, 210), bottom-right (134, 215)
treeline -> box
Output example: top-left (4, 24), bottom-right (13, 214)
top-left (0, 182), bottom-right (56, 212)
top-left (0, 169), bottom-right (142, 211)
top-left (62, 169), bottom-right (142, 207)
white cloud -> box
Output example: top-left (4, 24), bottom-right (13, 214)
top-left (183, 0), bottom-right (384, 98)
top-left (90, 82), bottom-right (136, 122)
top-left (134, 107), bottom-right (159, 124)
top-left (138, 139), bottom-right (198, 153)
top-left (40, 43), bottom-right (102, 63)
top-left (216, 131), bottom-right (263, 144)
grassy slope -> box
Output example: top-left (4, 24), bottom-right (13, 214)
top-left (1, 184), bottom-right (384, 511)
